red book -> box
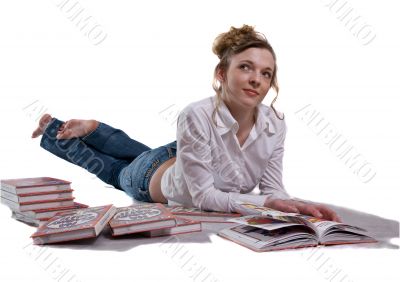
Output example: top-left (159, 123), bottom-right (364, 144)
top-left (166, 205), bottom-right (241, 223)
top-left (1, 177), bottom-right (71, 195)
top-left (141, 216), bottom-right (202, 237)
top-left (17, 202), bottom-right (89, 220)
top-left (109, 203), bottom-right (177, 236)
top-left (12, 202), bottom-right (90, 226)
top-left (1, 196), bottom-right (75, 212)
top-left (31, 205), bottom-right (116, 244)
top-left (1, 189), bottom-right (74, 203)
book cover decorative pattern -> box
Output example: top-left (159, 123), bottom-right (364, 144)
top-left (32, 205), bottom-right (113, 236)
top-left (110, 203), bottom-right (174, 227)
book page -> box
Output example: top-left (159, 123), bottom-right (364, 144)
top-left (233, 201), bottom-right (313, 227)
top-left (220, 225), bottom-right (318, 251)
top-left (294, 214), bottom-right (369, 240)
top-left (233, 202), bottom-right (372, 242)
top-left (228, 215), bottom-right (303, 231)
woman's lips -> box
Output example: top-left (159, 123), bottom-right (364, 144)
top-left (243, 89), bottom-right (259, 97)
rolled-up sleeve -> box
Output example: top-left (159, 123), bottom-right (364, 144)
top-left (258, 120), bottom-right (291, 201)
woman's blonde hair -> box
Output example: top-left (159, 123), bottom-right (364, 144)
top-left (211, 25), bottom-right (283, 124)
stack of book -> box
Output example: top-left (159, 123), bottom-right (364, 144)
top-left (1, 177), bottom-right (88, 226)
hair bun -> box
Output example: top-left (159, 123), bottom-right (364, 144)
top-left (212, 25), bottom-right (261, 59)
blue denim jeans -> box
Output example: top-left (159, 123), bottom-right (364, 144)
top-left (40, 118), bottom-right (177, 202)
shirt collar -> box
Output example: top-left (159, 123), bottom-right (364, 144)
top-left (255, 105), bottom-right (276, 135)
top-left (214, 97), bottom-right (239, 135)
top-left (213, 96), bottom-right (276, 136)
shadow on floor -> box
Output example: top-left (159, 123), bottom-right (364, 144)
top-left (17, 202), bottom-right (399, 252)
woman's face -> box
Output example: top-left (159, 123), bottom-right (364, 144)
top-left (220, 47), bottom-right (275, 112)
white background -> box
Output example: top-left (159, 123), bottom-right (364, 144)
top-left (0, 0), bottom-right (399, 281)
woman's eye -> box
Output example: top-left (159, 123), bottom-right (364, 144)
top-left (239, 64), bottom-right (250, 71)
top-left (263, 72), bottom-right (272, 78)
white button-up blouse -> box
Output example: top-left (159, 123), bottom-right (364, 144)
top-left (161, 95), bottom-right (291, 213)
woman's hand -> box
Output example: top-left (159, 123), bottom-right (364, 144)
top-left (264, 199), bottom-right (341, 222)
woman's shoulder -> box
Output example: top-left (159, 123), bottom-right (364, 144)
top-left (182, 96), bottom-right (215, 114)
top-left (177, 96), bottom-right (215, 136)
top-left (179, 96), bottom-right (216, 123)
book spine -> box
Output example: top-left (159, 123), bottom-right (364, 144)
top-left (0, 190), bottom-right (19, 202)
top-left (20, 200), bottom-right (75, 212)
top-left (15, 184), bottom-right (71, 194)
top-left (94, 206), bottom-right (116, 235)
top-left (0, 185), bottom-right (17, 194)
top-left (18, 193), bottom-right (73, 203)
top-left (1, 197), bottom-right (20, 210)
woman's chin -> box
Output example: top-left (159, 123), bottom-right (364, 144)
top-left (240, 97), bottom-right (261, 109)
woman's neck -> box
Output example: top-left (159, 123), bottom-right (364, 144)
top-left (223, 99), bottom-right (256, 130)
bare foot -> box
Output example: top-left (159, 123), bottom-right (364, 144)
top-left (56, 119), bottom-right (99, 139)
top-left (31, 114), bottom-right (53, 138)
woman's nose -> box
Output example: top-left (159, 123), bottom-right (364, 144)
top-left (249, 73), bottom-right (261, 87)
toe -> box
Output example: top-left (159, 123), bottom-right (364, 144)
top-left (39, 114), bottom-right (52, 127)
top-left (32, 114), bottom-right (53, 138)
top-left (31, 128), bottom-right (41, 138)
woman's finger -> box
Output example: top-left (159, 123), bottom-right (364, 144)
top-left (276, 201), bottom-right (299, 213)
top-left (315, 205), bottom-right (341, 222)
top-left (298, 204), bottom-right (323, 218)
top-left (56, 128), bottom-right (71, 139)
top-left (58, 123), bottom-right (66, 132)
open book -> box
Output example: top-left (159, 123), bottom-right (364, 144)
top-left (217, 202), bottom-right (377, 252)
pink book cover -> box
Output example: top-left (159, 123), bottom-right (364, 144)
top-left (1, 189), bottom-right (74, 204)
top-left (173, 216), bottom-right (201, 227)
top-left (21, 202), bottom-right (89, 219)
top-left (16, 197), bottom-right (75, 206)
top-left (1, 177), bottom-right (71, 188)
top-left (33, 202), bottom-right (89, 214)
top-left (14, 189), bottom-right (74, 197)
top-left (31, 205), bottom-right (114, 240)
top-left (109, 203), bottom-right (175, 230)
top-left (144, 216), bottom-right (202, 237)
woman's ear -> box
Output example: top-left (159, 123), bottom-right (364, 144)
top-left (216, 68), bottom-right (225, 82)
